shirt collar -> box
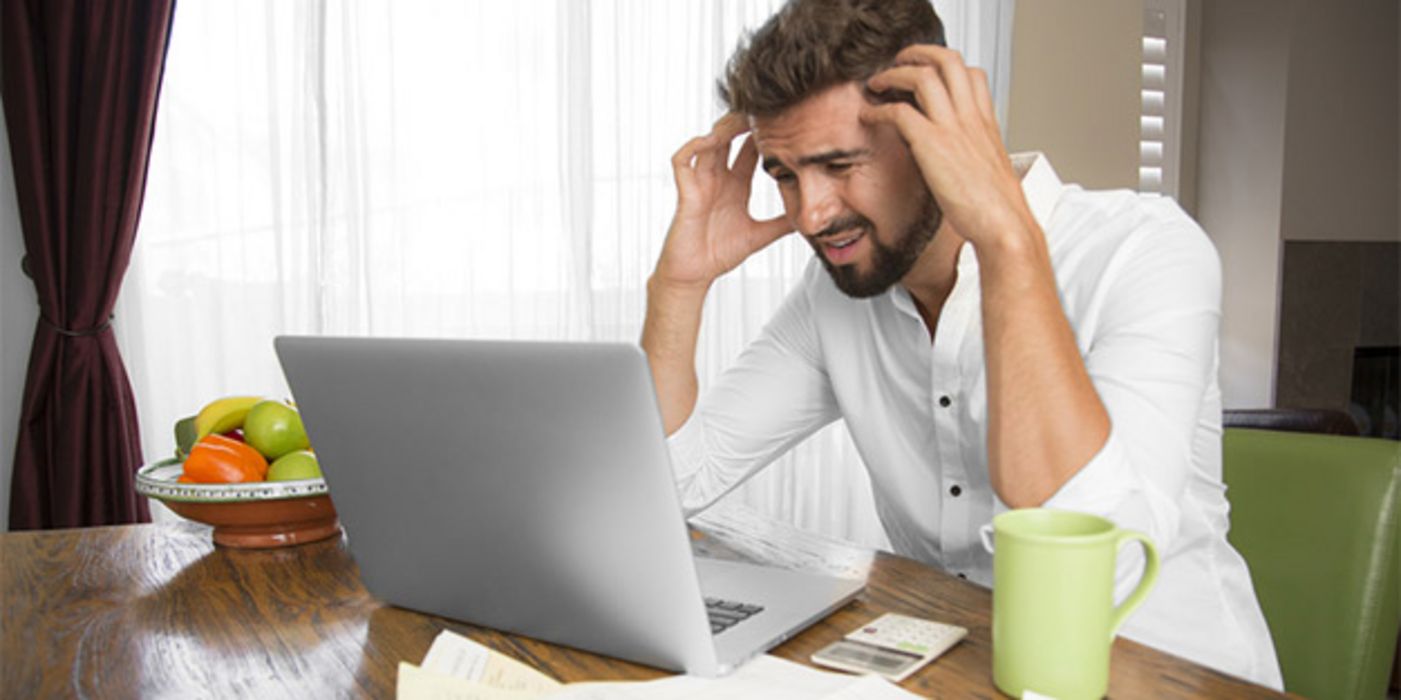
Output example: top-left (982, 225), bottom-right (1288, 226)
top-left (1010, 151), bottom-right (1064, 234)
top-left (952, 152), bottom-right (1063, 275)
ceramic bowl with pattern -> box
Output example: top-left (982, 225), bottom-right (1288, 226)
top-left (136, 458), bottom-right (341, 549)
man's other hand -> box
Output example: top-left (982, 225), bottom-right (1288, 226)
top-left (859, 45), bottom-right (1036, 254)
top-left (654, 113), bottom-right (794, 291)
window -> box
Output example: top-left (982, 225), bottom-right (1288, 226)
top-left (1140, 0), bottom-right (1185, 198)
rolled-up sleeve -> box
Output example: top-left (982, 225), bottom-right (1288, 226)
top-left (1042, 211), bottom-right (1222, 590)
top-left (667, 265), bottom-right (841, 516)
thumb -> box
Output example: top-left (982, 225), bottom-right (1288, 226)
top-left (750, 214), bottom-right (795, 249)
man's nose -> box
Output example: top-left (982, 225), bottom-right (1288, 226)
top-left (795, 178), bottom-right (840, 237)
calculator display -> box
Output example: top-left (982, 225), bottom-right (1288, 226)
top-left (816, 639), bottom-right (922, 674)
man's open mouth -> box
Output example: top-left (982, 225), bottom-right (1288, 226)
top-left (826, 230), bottom-right (864, 249)
top-left (819, 227), bottom-right (867, 263)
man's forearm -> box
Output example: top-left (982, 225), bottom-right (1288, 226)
top-left (641, 276), bottom-right (711, 435)
top-left (979, 226), bottom-right (1110, 508)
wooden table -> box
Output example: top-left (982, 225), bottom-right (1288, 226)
top-left (2, 503), bottom-right (1288, 698)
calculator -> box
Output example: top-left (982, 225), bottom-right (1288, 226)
top-left (809, 612), bottom-right (967, 682)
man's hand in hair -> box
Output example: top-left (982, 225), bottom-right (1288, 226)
top-left (654, 112), bottom-right (794, 293)
top-left (859, 45), bottom-right (1037, 256)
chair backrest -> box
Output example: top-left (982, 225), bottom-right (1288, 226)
top-left (1224, 408), bottom-right (1360, 435)
top-left (1223, 428), bottom-right (1400, 700)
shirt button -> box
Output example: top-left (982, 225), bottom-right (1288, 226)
top-left (949, 485), bottom-right (962, 497)
top-left (938, 395), bottom-right (952, 408)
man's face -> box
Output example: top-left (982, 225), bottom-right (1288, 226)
top-left (753, 82), bottom-right (941, 298)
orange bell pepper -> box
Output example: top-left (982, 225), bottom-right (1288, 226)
top-left (182, 434), bottom-right (269, 483)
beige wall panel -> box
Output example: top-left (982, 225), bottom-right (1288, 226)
top-left (1006, 0), bottom-right (1143, 190)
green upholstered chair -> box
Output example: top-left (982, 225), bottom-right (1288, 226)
top-left (1223, 428), bottom-right (1401, 700)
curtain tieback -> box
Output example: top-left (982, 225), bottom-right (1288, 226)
top-left (40, 314), bottom-right (114, 337)
top-left (21, 257), bottom-right (115, 337)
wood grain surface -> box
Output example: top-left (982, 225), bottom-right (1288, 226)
top-left (2, 502), bottom-right (1291, 699)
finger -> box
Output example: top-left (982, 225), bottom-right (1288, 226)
top-left (686, 134), bottom-right (731, 178)
top-left (671, 134), bottom-right (714, 192)
top-left (731, 135), bottom-right (761, 184)
top-left (672, 134), bottom-right (714, 171)
top-left (968, 68), bottom-right (996, 122)
top-left (671, 162), bottom-right (699, 203)
top-left (891, 43), bottom-right (960, 68)
top-left (867, 65), bottom-right (953, 123)
top-left (931, 52), bottom-right (979, 123)
top-left (858, 101), bottom-right (925, 140)
top-left (891, 44), bottom-right (982, 120)
top-left (690, 114), bottom-right (746, 176)
top-left (748, 214), bottom-right (796, 249)
top-left (701, 113), bottom-right (751, 176)
top-left (711, 111), bottom-right (750, 141)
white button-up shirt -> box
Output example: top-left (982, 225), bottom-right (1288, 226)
top-left (667, 153), bottom-right (1283, 689)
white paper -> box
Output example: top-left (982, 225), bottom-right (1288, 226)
top-left (397, 662), bottom-right (549, 700)
top-left (827, 674), bottom-right (928, 699)
top-left (405, 631), bottom-right (925, 700)
top-left (421, 631), bottom-right (491, 680)
top-left (418, 631), bottom-right (561, 694)
top-left (539, 655), bottom-right (923, 700)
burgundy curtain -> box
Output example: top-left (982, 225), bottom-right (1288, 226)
top-left (2, 0), bottom-right (175, 529)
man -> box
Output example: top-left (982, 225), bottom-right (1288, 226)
top-left (640, 0), bottom-right (1282, 689)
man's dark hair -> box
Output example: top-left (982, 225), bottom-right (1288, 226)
top-left (719, 0), bottom-right (946, 117)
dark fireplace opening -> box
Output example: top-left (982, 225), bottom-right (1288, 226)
top-left (1350, 346), bottom-right (1400, 440)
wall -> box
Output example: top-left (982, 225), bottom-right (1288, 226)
top-left (1006, 0), bottom-right (1398, 410)
top-left (1193, 0), bottom-right (1298, 409)
top-left (0, 95), bottom-right (36, 532)
top-left (1280, 0), bottom-right (1399, 244)
top-left (1176, 0), bottom-right (1203, 217)
top-left (1004, 0), bottom-right (1306, 409)
top-left (1271, 0), bottom-right (1399, 426)
top-left (1005, 0), bottom-right (1142, 190)
top-left (1277, 241), bottom-right (1399, 422)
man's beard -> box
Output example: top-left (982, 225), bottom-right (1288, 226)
top-left (810, 191), bottom-right (942, 298)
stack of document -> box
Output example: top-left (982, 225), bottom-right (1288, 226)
top-left (398, 630), bottom-right (924, 699)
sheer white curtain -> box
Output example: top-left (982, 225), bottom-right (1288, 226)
top-left (118, 0), bottom-right (1013, 548)
top-left (932, 0), bottom-right (1017, 130)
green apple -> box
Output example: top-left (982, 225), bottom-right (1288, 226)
top-left (243, 400), bottom-right (310, 460)
top-left (267, 450), bottom-right (322, 481)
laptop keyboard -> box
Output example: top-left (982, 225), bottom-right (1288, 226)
top-left (705, 597), bottom-right (765, 635)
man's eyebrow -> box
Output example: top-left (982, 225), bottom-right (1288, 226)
top-left (798, 148), bottom-right (871, 166)
top-left (763, 148), bottom-right (873, 172)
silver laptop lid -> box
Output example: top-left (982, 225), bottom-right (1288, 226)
top-left (275, 336), bottom-right (719, 674)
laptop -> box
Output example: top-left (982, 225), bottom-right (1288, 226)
top-left (274, 336), bottom-right (865, 676)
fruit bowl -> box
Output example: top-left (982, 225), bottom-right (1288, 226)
top-left (136, 458), bottom-right (341, 549)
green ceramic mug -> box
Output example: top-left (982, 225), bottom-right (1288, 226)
top-left (980, 508), bottom-right (1160, 700)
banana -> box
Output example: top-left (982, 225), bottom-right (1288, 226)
top-left (194, 395), bottom-right (265, 439)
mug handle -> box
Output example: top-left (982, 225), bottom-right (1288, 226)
top-left (979, 523), bottom-right (996, 554)
top-left (1107, 529), bottom-right (1160, 639)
